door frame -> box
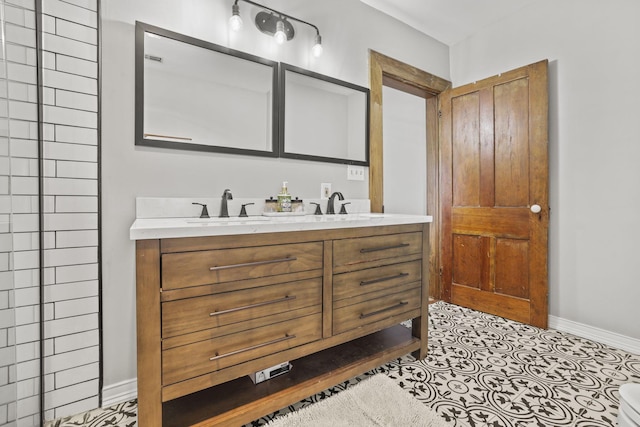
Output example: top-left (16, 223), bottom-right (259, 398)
top-left (368, 50), bottom-right (450, 300)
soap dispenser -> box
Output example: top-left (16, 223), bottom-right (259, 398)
top-left (277, 181), bottom-right (292, 212)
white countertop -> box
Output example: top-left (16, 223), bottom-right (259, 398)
top-left (129, 213), bottom-right (433, 240)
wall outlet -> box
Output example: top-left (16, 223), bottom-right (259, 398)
top-left (347, 165), bottom-right (365, 181)
top-left (320, 183), bottom-right (332, 199)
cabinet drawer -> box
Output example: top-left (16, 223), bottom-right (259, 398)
top-left (333, 233), bottom-right (422, 270)
top-left (162, 278), bottom-right (322, 339)
top-left (162, 313), bottom-right (322, 386)
top-left (162, 242), bottom-right (323, 290)
top-left (333, 261), bottom-right (421, 302)
top-left (333, 287), bottom-right (421, 335)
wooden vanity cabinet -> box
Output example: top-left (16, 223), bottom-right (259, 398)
top-left (135, 223), bottom-right (429, 426)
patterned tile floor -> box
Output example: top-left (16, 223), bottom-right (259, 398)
top-left (48, 301), bottom-right (640, 426)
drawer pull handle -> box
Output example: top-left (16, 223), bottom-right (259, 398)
top-left (209, 334), bottom-right (296, 362)
top-left (359, 243), bottom-right (410, 254)
top-left (360, 273), bottom-right (409, 287)
top-left (360, 301), bottom-right (409, 319)
top-left (209, 295), bottom-right (297, 317)
top-left (209, 256), bottom-right (297, 272)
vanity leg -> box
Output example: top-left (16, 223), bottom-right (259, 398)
top-left (412, 224), bottom-right (430, 359)
top-left (136, 240), bottom-right (162, 426)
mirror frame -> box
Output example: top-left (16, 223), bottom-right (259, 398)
top-left (135, 21), bottom-right (279, 157)
top-left (278, 63), bottom-right (370, 166)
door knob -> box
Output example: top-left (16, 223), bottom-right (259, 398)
top-left (530, 204), bottom-right (541, 213)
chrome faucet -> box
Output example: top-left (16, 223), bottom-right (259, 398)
top-left (219, 189), bottom-right (233, 218)
top-left (326, 191), bottom-right (344, 215)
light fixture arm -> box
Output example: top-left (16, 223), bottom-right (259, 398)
top-left (234, 0), bottom-right (321, 37)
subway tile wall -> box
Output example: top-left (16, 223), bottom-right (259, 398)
top-left (0, 0), bottom-right (100, 424)
top-left (41, 0), bottom-right (99, 421)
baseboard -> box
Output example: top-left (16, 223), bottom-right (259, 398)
top-left (549, 315), bottom-right (640, 355)
top-left (102, 378), bottom-right (137, 408)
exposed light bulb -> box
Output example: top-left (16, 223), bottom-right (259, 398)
top-left (312, 34), bottom-right (323, 57)
top-left (274, 20), bottom-right (287, 44)
top-left (229, 4), bottom-right (242, 31)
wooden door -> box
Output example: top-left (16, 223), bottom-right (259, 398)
top-left (439, 60), bottom-right (549, 328)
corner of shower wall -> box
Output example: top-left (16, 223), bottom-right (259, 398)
top-left (0, 0), bottom-right (100, 424)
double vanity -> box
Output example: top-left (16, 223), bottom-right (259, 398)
top-left (131, 203), bottom-right (432, 426)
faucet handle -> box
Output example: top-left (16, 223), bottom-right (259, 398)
top-left (239, 203), bottom-right (254, 217)
top-left (339, 202), bottom-right (351, 215)
top-left (310, 202), bottom-right (323, 215)
top-left (192, 202), bottom-right (210, 218)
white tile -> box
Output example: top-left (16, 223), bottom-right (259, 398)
top-left (13, 250), bottom-right (39, 270)
top-left (8, 101), bottom-right (37, 122)
top-left (43, 195), bottom-right (55, 213)
top-left (55, 55), bottom-right (96, 79)
top-left (4, 24), bottom-right (36, 48)
top-left (42, 50), bottom-right (56, 71)
top-left (42, 33), bottom-right (96, 62)
top-left (13, 287), bottom-right (38, 308)
top-left (10, 157), bottom-right (38, 176)
top-left (60, 0), bottom-right (97, 12)
top-left (0, 233), bottom-right (12, 251)
top-left (55, 19), bottom-right (97, 45)
top-left (44, 279), bottom-right (97, 302)
top-left (51, 395), bottom-right (98, 421)
top-left (43, 159), bottom-right (56, 177)
top-left (6, 45), bottom-right (37, 67)
top-left (10, 177), bottom-right (38, 195)
top-left (3, 4), bottom-right (36, 28)
top-left (43, 231), bottom-right (56, 249)
top-left (5, 1), bottom-right (35, 11)
top-left (10, 196), bottom-right (38, 214)
top-left (54, 329), bottom-right (97, 354)
top-left (7, 120), bottom-right (36, 139)
top-left (8, 81), bottom-right (38, 103)
top-left (54, 362), bottom-right (98, 389)
top-left (44, 141), bottom-right (96, 162)
top-left (15, 395), bottom-right (38, 418)
top-left (44, 345), bottom-right (98, 373)
top-left (10, 138), bottom-right (38, 158)
top-left (12, 269), bottom-right (38, 288)
top-left (44, 177), bottom-right (97, 196)
top-left (12, 232), bottom-right (38, 251)
top-left (16, 378), bottom-right (36, 400)
top-left (15, 342), bottom-right (38, 363)
top-left (55, 90), bottom-right (97, 112)
top-left (15, 323), bottom-right (38, 345)
top-left (11, 214), bottom-right (38, 233)
top-left (44, 313), bottom-right (97, 339)
top-left (43, 106), bottom-right (97, 128)
top-left (14, 306), bottom-right (37, 327)
top-left (7, 63), bottom-right (36, 85)
top-left (55, 161), bottom-right (97, 179)
top-left (42, 69), bottom-right (96, 95)
top-left (54, 296), bottom-right (98, 319)
top-left (42, 14), bottom-right (56, 34)
top-left (43, 87), bottom-right (55, 106)
top-left (42, 0), bottom-right (97, 28)
top-left (55, 195), bottom-right (97, 213)
top-left (44, 247), bottom-right (97, 267)
top-left (55, 229), bottom-right (97, 248)
top-left (0, 383), bottom-right (18, 406)
top-left (44, 213), bottom-right (97, 231)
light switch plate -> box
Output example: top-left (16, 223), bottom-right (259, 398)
top-left (347, 165), bottom-right (365, 181)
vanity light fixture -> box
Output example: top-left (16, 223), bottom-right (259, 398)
top-left (229, 0), bottom-right (323, 57)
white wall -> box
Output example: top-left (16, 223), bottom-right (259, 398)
top-left (101, 0), bottom-right (449, 392)
top-left (450, 0), bottom-right (640, 340)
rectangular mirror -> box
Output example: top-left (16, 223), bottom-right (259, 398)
top-left (135, 22), bottom-right (278, 157)
top-left (279, 63), bottom-right (370, 166)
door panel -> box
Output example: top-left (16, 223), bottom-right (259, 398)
top-left (440, 60), bottom-right (548, 328)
